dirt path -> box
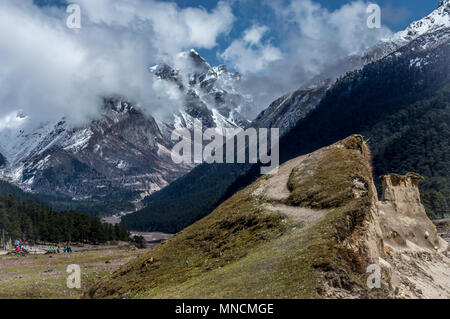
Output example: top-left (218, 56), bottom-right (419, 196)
top-left (264, 203), bottom-right (326, 229)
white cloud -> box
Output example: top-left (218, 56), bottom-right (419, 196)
top-left (243, 25), bottom-right (269, 45)
top-left (0, 0), bottom-right (234, 128)
top-left (220, 25), bottom-right (282, 74)
top-left (0, 111), bottom-right (26, 131)
top-left (76, 0), bottom-right (234, 56)
top-left (0, 0), bottom-right (399, 127)
top-left (230, 0), bottom-right (393, 117)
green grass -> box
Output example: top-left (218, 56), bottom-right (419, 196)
top-left (88, 188), bottom-right (288, 298)
top-left (0, 248), bottom-right (144, 299)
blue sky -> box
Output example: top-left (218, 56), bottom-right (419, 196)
top-left (34, 0), bottom-right (439, 66)
top-left (163, 0), bottom-right (438, 65)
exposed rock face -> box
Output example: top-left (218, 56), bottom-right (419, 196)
top-left (379, 173), bottom-right (446, 250)
top-left (254, 3), bottom-right (450, 137)
top-left (434, 219), bottom-right (450, 243)
top-left (377, 173), bottom-right (450, 299)
top-left (0, 101), bottom-right (193, 202)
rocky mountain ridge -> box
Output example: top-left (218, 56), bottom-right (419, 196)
top-left (0, 51), bottom-right (252, 212)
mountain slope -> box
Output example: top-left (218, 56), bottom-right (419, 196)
top-left (363, 0), bottom-right (450, 62)
top-left (90, 136), bottom-right (382, 298)
top-left (253, 80), bottom-right (330, 136)
top-left (152, 49), bottom-right (251, 131)
top-left (0, 51), bottom-right (251, 214)
top-left (0, 102), bottom-right (187, 216)
top-left (89, 136), bottom-right (449, 298)
top-left (274, 28), bottom-right (450, 217)
top-left (255, 0), bottom-right (450, 137)
top-left (123, 25), bottom-right (450, 232)
top-left (232, 28), bottom-right (450, 218)
top-left (391, 0), bottom-right (450, 45)
top-left (0, 179), bottom-right (39, 203)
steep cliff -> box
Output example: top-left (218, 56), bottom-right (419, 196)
top-left (377, 173), bottom-right (450, 298)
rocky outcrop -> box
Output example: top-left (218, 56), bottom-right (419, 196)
top-left (379, 173), bottom-right (446, 251)
top-left (377, 173), bottom-right (450, 298)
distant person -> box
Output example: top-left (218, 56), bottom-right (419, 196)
top-left (57, 247), bottom-right (61, 254)
top-left (63, 247), bottom-right (67, 253)
top-left (68, 246), bottom-right (72, 254)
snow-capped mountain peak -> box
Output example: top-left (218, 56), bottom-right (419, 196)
top-left (391, 0), bottom-right (450, 45)
top-left (150, 49), bottom-right (252, 132)
top-left (184, 49), bottom-right (211, 72)
top-left (362, 1), bottom-right (450, 63)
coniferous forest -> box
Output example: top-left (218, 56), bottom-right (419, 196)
top-left (0, 194), bottom-right (129, 244)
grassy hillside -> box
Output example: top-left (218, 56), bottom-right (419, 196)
top-left (122, 31), bottom-right (450, 233)
top-left (89, 136), bottom-right (386, 298)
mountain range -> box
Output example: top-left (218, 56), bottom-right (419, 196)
top-left (1, 1), bottom-right (449, 225)
top-left (0, 50), bottom-right (252, 215)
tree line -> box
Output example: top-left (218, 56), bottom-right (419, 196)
top-left (0, 194), bottom-right (130, 244)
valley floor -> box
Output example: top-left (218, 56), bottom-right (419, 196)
top-left (0, 246), bottom-right (150, 299)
